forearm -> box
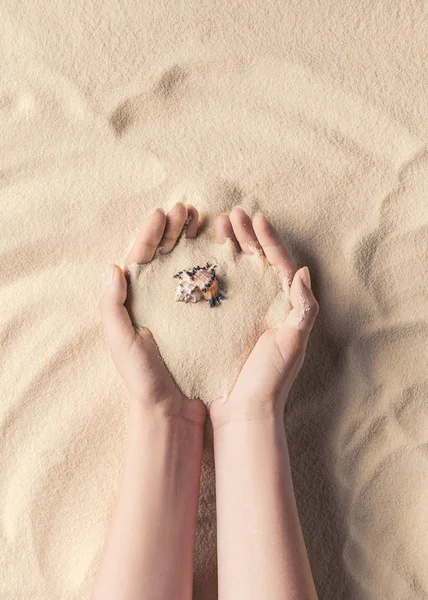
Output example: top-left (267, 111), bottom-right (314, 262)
top-left (213, 415), bottom-right (318, 600)
top-left (91, 403), bottom-right (204, 600)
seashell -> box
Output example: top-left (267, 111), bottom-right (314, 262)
top-left (175, 279), bottom-right (203, 303)
top-left (173, 262), bottom-right (226, 307)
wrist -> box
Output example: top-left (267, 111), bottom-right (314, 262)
top-left (209, 396), bottom-right (285, 434)
top-left (212, 413), bottom-right (285, 434)
top-left (130, 399), bottom-right (206, 435)
top-left (212, 414), bottom-right (290, 467)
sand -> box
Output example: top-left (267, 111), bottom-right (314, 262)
top-left (125, 235), bottom-right (290, 405)
top-left (1, 0), bottom-right (428, 598)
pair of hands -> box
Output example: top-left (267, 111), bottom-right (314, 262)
top-left (98, 203), bottom-right (319, 429)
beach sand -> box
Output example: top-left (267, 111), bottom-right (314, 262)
top-left (1, 0), bottom-right (428, 598)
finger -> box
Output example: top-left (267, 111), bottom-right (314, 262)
top-left (158, 202), bottom-right (188, 254)
top-left (229, 206), bottom-right (263, 255)
top-left (98, 265), bottom-right (137, 353)
top-left (184, 204), bottom-right (199, 239)
top-left (214, 213), bottom-right (240, 249)
top-left (123, 208), bottom-right (166, 278)
top-left (252, 212), bottom-right (298, 286)
top-left (276, 266), bottom-right (319, 356)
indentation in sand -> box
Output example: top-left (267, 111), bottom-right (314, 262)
top-left (153, 64), bottom-right (189, 100)
top-left (109, 99), bottom-right (136, 137)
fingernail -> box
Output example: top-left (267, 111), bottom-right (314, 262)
top-left (300, 266), bottom-right (311, 290)
top-left (167, 202), bottom-right (186, 215)
top-left (106, 264), bottom-right (115, 285)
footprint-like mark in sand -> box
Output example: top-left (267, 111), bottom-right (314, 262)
top-left (109, 98), bottom-right (136, 137)
top-left (109, 64), bottom-right (189, 137)
top-left (153, 64), bottom-right (188, 100)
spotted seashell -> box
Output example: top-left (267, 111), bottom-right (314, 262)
top-left (173, 262), bottom-right (225, 307)
top-left (175, 279), bottom-right (203, 303)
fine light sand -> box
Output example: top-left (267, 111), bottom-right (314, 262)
top-left (1, 1), bottom-right (428, 599)
top-left (125, 236), bottom-right (290, 405)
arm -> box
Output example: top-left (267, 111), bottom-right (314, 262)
top-left (91, 405), bottom-right (204, 600)
top-left (210, 207), bottom-right (320, 599)
top-left (213, 415), bottom-right (318, 600)
top-left (93, 202), bottom-right (207, 599)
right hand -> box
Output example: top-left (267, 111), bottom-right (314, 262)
top-left (208, 207), bottom-right (319, 430)
top-left (98, 202), bottom-right (207, 427)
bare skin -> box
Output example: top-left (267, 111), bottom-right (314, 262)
top-left (211, 208), bottom-right (319, 600)
top-left (92, 202), bottom-right (319, 600)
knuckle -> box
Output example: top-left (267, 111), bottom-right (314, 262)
top-left (308, 297), bottom-right (320, 315)
top-left (141, 327), bottom-right (154, 342)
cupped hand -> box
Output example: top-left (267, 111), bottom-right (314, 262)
top-left (208, 207), bottom-right (320, 430)
top-left (98, 202), bottom-right (207, 426)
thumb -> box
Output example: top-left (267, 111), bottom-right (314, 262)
top-left (275, 266), bottom-right (319, 366)
top-left (98, 264), bottom-right (136, 351)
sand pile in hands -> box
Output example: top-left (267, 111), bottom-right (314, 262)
top-left (125, 233), bottom-right (290, 405)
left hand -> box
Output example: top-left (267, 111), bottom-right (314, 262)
top-left (208, 207), bottom-right (320, 430)
top-left (98, 202), bottom-right (207, 426)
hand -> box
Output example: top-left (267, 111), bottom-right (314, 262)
top-left (208, 207), bottom-right (320, 430)
top-left (98, 202), bottom-right (207, 426)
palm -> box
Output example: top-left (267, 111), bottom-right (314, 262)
top-left (128, 329), bottom-right (183, 400)
top-left (231, 322), bottom-right (304, 402)
top-left (99, 203), bottom-right (208, 425)
top-left (232, 330), bottom-right (286, 400)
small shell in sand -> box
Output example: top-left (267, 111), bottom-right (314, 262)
top-left (173, 262), bottom-right (225, 307)
top-left (175, 279), bottom-right (203, 303)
